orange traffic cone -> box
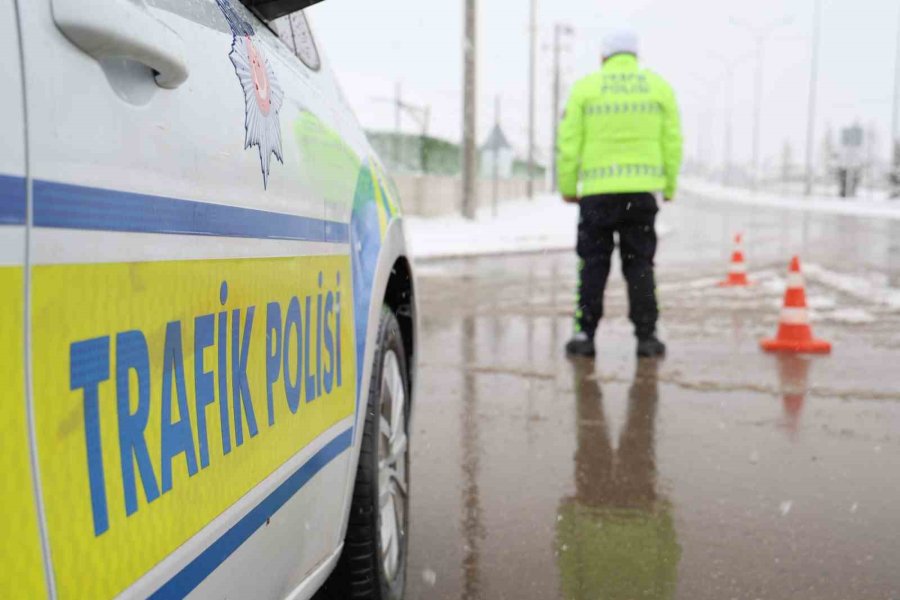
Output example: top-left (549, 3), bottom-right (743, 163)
top-left (760, 256), bottom-right (831, 354)
top-left (718, 233), bottom-right (750, 286)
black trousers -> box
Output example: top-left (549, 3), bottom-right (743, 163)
top-left (575, 192), bottom-right (659, 339)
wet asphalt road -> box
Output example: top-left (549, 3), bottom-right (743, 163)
top-left (404, 193), bottom-right (900, 600)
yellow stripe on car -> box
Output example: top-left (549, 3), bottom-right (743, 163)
top-left (32, 255), bottom-right (356, 599)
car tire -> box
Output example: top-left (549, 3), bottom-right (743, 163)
top-left (318, 307), bottom-right (410, 600)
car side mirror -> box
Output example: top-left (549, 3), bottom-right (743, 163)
top-left (240, 0), bottom-right (326, 21)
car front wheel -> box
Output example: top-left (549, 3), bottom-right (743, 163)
top-left (320, 307), bottom-right (410, 599)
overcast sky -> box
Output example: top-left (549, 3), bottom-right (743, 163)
top-left (308, 0), bottom-right (900, 169)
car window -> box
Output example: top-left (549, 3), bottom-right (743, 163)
top-left (271, 11), bottom-right (321, 71)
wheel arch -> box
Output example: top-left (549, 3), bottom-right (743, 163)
top-left (383, 255), bottom-right (416, 408)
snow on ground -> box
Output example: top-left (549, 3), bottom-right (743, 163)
top-left (670, 263), bottom-right (900, 326)
top-left (682, 177), bottom-right (900, 220)
top-left (407, 195), bottom-right (576, 259)
top-left (407, 194), bottom-right (673, 260)
top-left (804, 263), bottom-right (900, 311)
top-left (822, 308), bottom-right (877, 324)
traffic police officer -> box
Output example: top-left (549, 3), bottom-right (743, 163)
top-left (557, 29), bottom-right (683, 358)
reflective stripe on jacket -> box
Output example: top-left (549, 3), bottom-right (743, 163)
top-left (556, 54), bottom-right (683, 199)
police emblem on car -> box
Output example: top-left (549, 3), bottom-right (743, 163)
top-left (216, 0), bottom-right (285, 188)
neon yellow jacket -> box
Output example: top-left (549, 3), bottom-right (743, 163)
top-left (557, 54), bottom-right (683, 199)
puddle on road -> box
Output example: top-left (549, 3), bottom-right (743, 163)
top-left (408, 252), bottom-right (900, 600)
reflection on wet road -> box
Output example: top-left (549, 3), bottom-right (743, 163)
top-left (407, 195), bottom-right (900, 599)
top-left (558, 359), bottom-right (678, 599)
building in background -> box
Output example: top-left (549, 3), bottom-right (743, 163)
top-left (365, 131), bottom-right (460, 175)
top-left (366, 130), bottom-right (545, 179)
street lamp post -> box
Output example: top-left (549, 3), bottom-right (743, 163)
top-left (752, 38), bottom-right (764, 189)
top-left (804, 0), bottom-right (822, 196)
top-left (723, 67), bottom-right (734, 185)
top-left (894, 5), bottom-right (900, 145)
top-left (709, 53), bottom-right (750, 185)
top-left (684, 73), bottom-right (720, 176)
top-left (731, 16), bottom-right (792, 191)
top-left (892, 3), bottom-right (900, 194)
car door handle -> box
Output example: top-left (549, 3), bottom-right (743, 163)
top-left (51, 0), bottom-right (189, 89)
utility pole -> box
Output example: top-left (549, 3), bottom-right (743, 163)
top-left (731, 16), bottom-right (792, 191)
top-left (551, 23), bottom-right (574, 192)
top-left (461, 0), bottom-right (478, 219)
top-left (394, 82), bottom-right (402, 169)
top-left (526, 0), bottom-right (537, 199)
top-left (804, 0), bottom-right (822, 196)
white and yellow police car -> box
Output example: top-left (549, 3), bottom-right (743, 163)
top-left (0, 0), bottom-right (416, 598)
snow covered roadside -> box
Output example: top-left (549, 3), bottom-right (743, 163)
top-left (406, 193), bottom-right (673, 260)
top-left (804, 263), bottom-right (900, 311)
top-left (681, 177), bottom-right (900, 221)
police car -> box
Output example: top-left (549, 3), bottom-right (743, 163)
top-left (0, 0), bottom-right (415, 597)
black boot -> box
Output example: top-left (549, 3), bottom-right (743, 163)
top-left (565, 332), bottom-right (596, 357)
top-left (636, 334), bottom-right (666, 358)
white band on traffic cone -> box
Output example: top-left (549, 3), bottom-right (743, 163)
top-left (780, 307), bottom-right (809, 325)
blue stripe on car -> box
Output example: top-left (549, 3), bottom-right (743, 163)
top-left (0, 173), bottom-right (26, 225)
top-left (0, 177), bottom-right (350, 242)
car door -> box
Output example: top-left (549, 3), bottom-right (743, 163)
top-left (0, 2), bottom-right (49, 598)
top-left (16, 0), bottom-right (359, 597)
